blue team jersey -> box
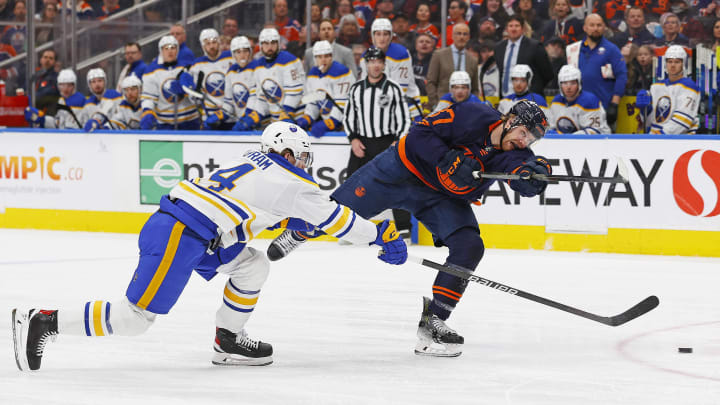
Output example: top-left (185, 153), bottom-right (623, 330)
top-left (84, 89), bottom-right (122, 106)
top-left (551, 90), bottom-right (602, 109)
top-left (65, 92), bottom-right (87, 108)
top-left (397, 101), bottom-right (534, 200)
top-left (307, 61), bottom-right (349, 79)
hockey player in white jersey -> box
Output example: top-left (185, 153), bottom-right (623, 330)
top-left (188, 28), bottom-right (233, 130)
top-left (234, 28), bottom-right (305, 131)
top-left (11, 121), bottom-right (407, 371)
top-left (140, 35), bottom-right (200, 130)
top-left (432, 71), bottom-right (482, 113)
top-left (295, 40), bottom-right (353, 137)
top-left (636, 45), bottom-right (699, 134)
top-left (359, 18), bottom-right (422, 120)
top-left (25, 69), bottom-right (85, 129)
top-left (109, 75), bottom-right (143, 129)
top-left (224, 36), bottom-right (258, 131)
top-left (496, 64), bottom-right (548, 115)
top-left (547, 65), bottom-right (611, 135)
top-left (80, 68), bottom-right (122, 131)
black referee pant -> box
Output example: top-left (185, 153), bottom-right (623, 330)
top-left (346, 135), bottom-right (413, 234)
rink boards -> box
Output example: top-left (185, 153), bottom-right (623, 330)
top-left (0, 129), bottom-right (718, 257)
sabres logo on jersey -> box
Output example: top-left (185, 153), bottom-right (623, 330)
top-left (204, 71), bottom-right (225, 98)
top-left (128, 118), bottom-right (140, 129)
top-left (232, 82), bottom-right (250, 108)
top-left (655, 95), bottom-right (671, 123)
top-left (161, 78), bottom-right (185, 103)
top-left (261, 78), bottom-right (283, 104)
top-left (482, 83), bottom-right (498, 98)
top-left (317, 91), bottom-right (333, 115)
top-left (556, 116), bottom-right (578, 134)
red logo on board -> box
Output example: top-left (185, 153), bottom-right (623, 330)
top-left (673, 149), bottom-right (720, 217)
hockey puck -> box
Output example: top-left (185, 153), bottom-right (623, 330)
top-left (678, 347), bottom-right (693, 353)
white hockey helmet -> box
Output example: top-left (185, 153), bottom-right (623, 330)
top-left (86, 68), bottom-right (106, 87)
top-left (199, 28), bottom-right (219, 44)
top-left (158, 35), bottom-right (179, 50)
top-left (260, 121), bottom-right (314, 168)
top-left (448, 70), bottom-right (471, 88)
top-left (312, 40), bottom-right (333, 56)
top-left (665, 45), bottom-right (686, 62)
top-left (259, 27), bottom-right (280, 43)
top-left (558, 64), bottom-right (582, 97)
top-left (121, 75), bottom-right (142, 90)
top-left (510, 64), bottom-right (533, 87)
top-left (371, 18), bottom-right (393, 34)
top-left (57, 69), bottom-right (76, 85)
top-left (230, 35), bottom-right (252, 52)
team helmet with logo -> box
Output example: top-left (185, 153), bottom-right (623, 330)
top-left (509, 64), bottom-right (533, 87)
top-left (449, 71), bottom-right (471, 88)
top-left (506, 99), bottom-right (548, 145)
top-left (312, 40), bottom-right (333, 56)
top-left (57, 69), bottom-right (76, 85)
top-left (230, 36), bottom-right (252, 52)
top-left (557, 64), bottom-right (582, 98)
top-left (260, 121), bottom-right (314, 168)
top-left (371, 18), bottom-right (392, 34)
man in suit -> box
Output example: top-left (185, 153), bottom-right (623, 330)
top-left (494, 15), bottom-right (553, 97)
top-left (426, 23), bottom-right (478, 109)
top-left (303, 18), bottom-right (357, 79)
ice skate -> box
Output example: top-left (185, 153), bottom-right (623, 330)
top-left (212, 328), bottom-right (273, 366)
top-left (266, 229), bottom-right (307, 261)
top-left (12, 308), bottom-right (58, 371)
top-left (414, 297), bottom-right (464, 357)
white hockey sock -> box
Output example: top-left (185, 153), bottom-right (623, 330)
top-left (215, 278), bottom-right (260, 332)
top-left (58, 298), bottom-right (156, 337)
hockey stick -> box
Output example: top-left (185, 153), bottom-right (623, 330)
top-left (472, 158), bottom-right (629, 184)
top-left (408, 255), bottom-right (659, 327)
top-left (55, 103), bottom-right (82, 128)
top-left (182, 83), bottom-right (240, 121)
top-left (405, 95), bottom-right (425, 119)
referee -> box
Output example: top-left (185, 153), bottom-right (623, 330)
top-left (343, 47), bottom-right (413, 237)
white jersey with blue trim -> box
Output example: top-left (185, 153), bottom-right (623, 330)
top-left (432, 93), bottom-right (483, 113)
top-left (303, 62), bottom-right (353, 123)
top-left (168, 149), bottom-right (377, 248)
top-left (109, 100), bottom-right (142, 129)
top-left (549, 91), bottom-right (611, 134)
top-left (190, 51), bottom-right (233, 120)
top-left (647, 77), bottom-right (700, 134)
top-left (359, 43), bottom-right (422, 118)
top-left (44, 92), bottom-right (85, 129)
top-left (141, 61), bottom-right (200, 124)
top-left (254, 51), bottom-right (305, 121)
top-left (223, 61), bottom-right (258, 123)
top-left (497, 92), bottom-right (548, 115)
top-left (79, 89), bottom-right (122, 126)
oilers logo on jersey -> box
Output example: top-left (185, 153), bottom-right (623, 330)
top-left (655, 96), bottom-right (672, 123)
top-left (204, 71), bottom-right (226, 98)
top-left (261, 78), bottom-right (283, 103)
top-left (556, 116), bottom-right (578, 133)
top-left (232, 82), bottom-right (250, 109)
top-left (161, 78), bottom-right (185, 103)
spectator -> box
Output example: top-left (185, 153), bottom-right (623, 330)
top-left (336, 14), bottom-right (364, 47)
top-left (497, 64), bottom-right (548, 114)
top-left (334, 0), bottom-right (364, 29)
top-left (654, 12), bottom-right (690, 47)
top-left (303, 18), bottom-right (357, 79)
top-left (411, 32), bottom-right (435, 97)
top-left (623, 43), bottom-right (648, 93)
top-left (116, 42), bottom-right (146, 91)
top-left (594, 0), bottom-right (629, 27)
top-left (543, 36), bottom-right (565, 93)
top-left (35, 2), bottom-right (57, 45)
top-left (548, 64), bottom-right (610, 134)
top-left (537, 0), bottom-right (583, 44)
top-left (2, 0), bottom-right (26, 54)
top-left (426, 23), bottom-right (478, 108)
top-left (33, 48), bottom-right (58, 108)
top-left (513, 0), bottom-right (542, 35)
top-left (25, 68), bottom-right (84, 129)
top-left (353, 0), bottom-right (375, 26)
top-left (476, 0), bottom-right (509, 35)
top-left (392, 13), bottom-right (414, 49)
top-left (610, 7), bottom-right (656, 48)
top-left (76, 0), bottom-right (94, 19)
top-left (169, 24), bottom-right (196, 67)
top-left (432, 70), bottom-right (482, 112)
top-left (274, 0), bottom-right (302, 42)
top-left (222, 17), bottom-right (240, 38)
top-left (0, 0), bottom-right (14, 21)
top-left (374, 0), bottom-right (395, 20)
top-left (472, 16), bottom-right (501, 42)
top-left (495, 15), bottom-right (553, 97)
top-left (94, 0), bottom-right (122, 20)
top-left (0, 39), bottom-right (17, 87)
top-left (699, 19), bottom-right (720, 51)
top-left (577, 13), bottom-right (627, 126)
top-left (445, 0), bottom-right (468, 46)
top-left (409, 3), bottom-right (439, 42)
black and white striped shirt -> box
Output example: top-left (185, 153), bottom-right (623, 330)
top-left (344, 74), bottom-right (411, 140)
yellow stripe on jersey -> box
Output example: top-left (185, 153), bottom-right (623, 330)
top-left (92, 300), bottom-right (104, 336)
top-left (178, 182), bottom-right (242, 227)
top-left (137, 221), bottom-right (185, 310)
top-left (324, 206), bottom-right (351, 235)
top-left (672, 113), bottom-right (693, 126)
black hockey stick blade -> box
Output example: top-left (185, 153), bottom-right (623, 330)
top-left (55, 103), bottom-right (82, 128)
top-left (408, 255), bottom-right (659, 327)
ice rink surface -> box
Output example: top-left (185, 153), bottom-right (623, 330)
top-left (0, 229), bottom-right (719, 405)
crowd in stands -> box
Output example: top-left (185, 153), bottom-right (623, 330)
top-left (18, 0), bottom-right (720, 134)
